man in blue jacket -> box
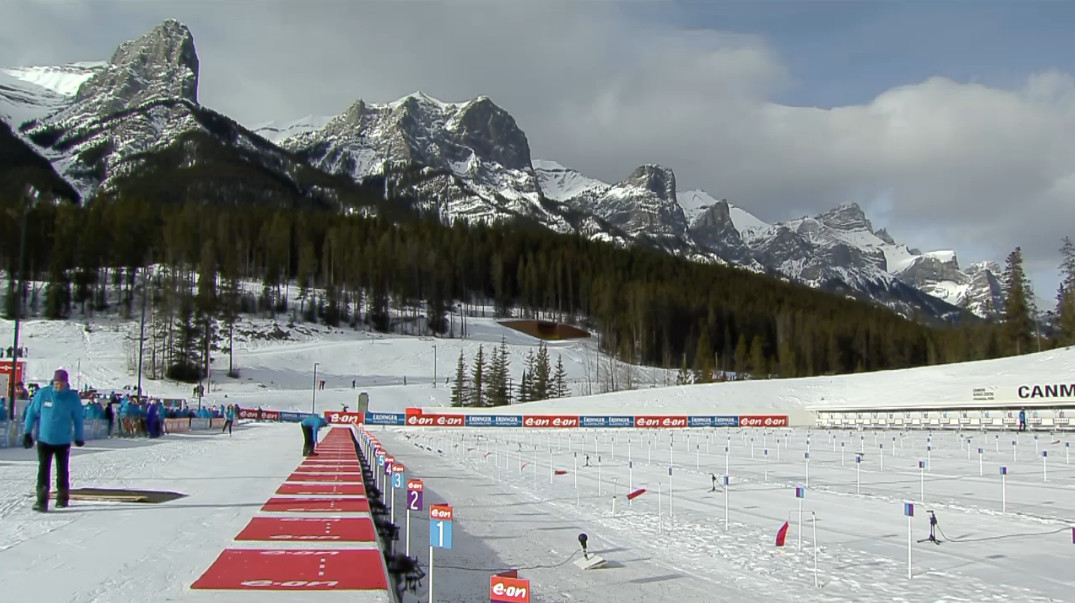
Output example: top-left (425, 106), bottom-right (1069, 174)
top-left (300, 414), bottom-right (328, 456)
top-left (23, 369), bottom-right (85, 512)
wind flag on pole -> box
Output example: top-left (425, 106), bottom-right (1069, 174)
top-left (775, 521), bottom-right (790, 547)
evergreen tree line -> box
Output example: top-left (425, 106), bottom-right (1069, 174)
top-left (450, 340), bottom-right (568, 407)
top-left (2, 191), bottom-right (1073, 385)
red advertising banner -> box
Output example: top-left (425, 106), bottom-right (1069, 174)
top-left (739, 415), bottom-right (789, 428)
top-left (633, 416), bottom-right (688, 428)
top-left (418, 414), bottom-right (465, 427)
top-left (490, 575), bottom-right (531, 603)
top-left (522, 415), bottom-right (579, 428)
top-left (324, 410), bottom-right (365, 425)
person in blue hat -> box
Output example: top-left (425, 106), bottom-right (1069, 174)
top-left (23, 368), bottom-right (85, 512)
top-left (300, 414), bottom-right (328, 456)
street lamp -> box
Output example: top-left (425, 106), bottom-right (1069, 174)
top-left (8, 185), bottom-right (38, 422)
top-left (311, 362), bottom-right (320, 414)
top-left (432, 344), bottom-right (437, 388)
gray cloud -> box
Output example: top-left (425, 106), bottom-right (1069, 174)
top-left (3, 0), bottom-right (1073, 298)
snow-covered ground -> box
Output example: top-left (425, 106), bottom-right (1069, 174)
top-left (1, 313), bottom-right (1073, 601)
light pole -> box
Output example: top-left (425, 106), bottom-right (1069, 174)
top-left (136, 269), bottom-right (148, 403)
top-left (432, 344), bottom-right (437, 388)
top-left (311, 362), bottom-right (320, 414)
top-left (8, 186), bottom-right (38, 423)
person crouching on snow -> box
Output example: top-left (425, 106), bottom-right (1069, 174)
top-left (300, 414), bottom-right (328, 456)
top-left (23, 369), bottom-right (85, 512)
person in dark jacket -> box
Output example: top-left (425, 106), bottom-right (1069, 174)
top-left (23, 369), bottom-right (85, 512)
top-left (300, 415), bottom-right (328, 456)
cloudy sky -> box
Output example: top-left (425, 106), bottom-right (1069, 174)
top-left (4, 0), bottom-right (1075, 299)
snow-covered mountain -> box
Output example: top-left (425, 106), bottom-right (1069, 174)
top-left (3, 20), bottom-right (371, 208)
top-left (0, 19), bottom-right (1003, 321)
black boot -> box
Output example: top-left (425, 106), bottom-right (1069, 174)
top-left (56, 489), bottom-right (69, 508)
top-left (32, 487), bottom-right (48, 513)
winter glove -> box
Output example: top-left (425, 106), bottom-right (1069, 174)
top-left (22, 434), bottom-right (33, 449)
top-left (74, 440), bottom-right (85, 447)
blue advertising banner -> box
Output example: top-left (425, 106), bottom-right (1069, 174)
top-left (365, 412), bottom-right (405, 425)
top-left (278, 411), bottom-right (315, 423)
top-left (580, 416), bottom-right (609, 428)
top-left (607, 416), bottom-right (634, 428)
top-left (466, 415), bottom-right (494, 427)
top-left (688, 416), bottom-right (715, 427)
top-left (493, 415), bottom-right (522, 427)
top-left (713, 416), bottom-right (739, 427)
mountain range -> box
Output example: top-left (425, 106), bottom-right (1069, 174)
top-left (0, 20), bottom-right (1004, 321)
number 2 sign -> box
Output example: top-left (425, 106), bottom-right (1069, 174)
top-left (407, 479), bottom-right (424, 511)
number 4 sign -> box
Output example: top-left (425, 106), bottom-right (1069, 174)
top-left (430, 504), bottom-right (453, 549)
top-left (407, 479), bottom-right (424, 511)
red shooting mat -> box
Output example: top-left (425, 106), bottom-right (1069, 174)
top-left (261, 497), bottom-right (371, 513)
top-left (276, 482), bottom-right (366, 496)
top-left (191, 548), bottom-right (387, 590)
top-left (287, 472), bottom-right (363, 483)
top-left (234, 516), bottom-right (377, 542)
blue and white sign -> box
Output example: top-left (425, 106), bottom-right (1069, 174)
top-left (581, 416), bottom-right (609, 428)
top-left (377, 454), bottom-right (385, 467)
top-left (465, 415), bottom-right (495, 427)
top-left (904, 502), bottom-right (914, 517)
top-left (392, 472), bottom-right (404, 488)
top-left (365, 412), bottom-right (406, 425)
top-left (712, 416), bottom-right (739, 428)
top-left (493, 415), bottom-right (522, 427)
top-left (607, 416), bottom-right (634, 428)
top-left (795, 486), bottom-right (805, 498)
top-left (430, 505), bottom-right (453, 549)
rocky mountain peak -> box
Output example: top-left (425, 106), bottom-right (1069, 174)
top-left (73, 19), bottom-right (199, 113)
top-left (625, 164), bottom-right (676, 201)
top-left (448, 96), bottom-right (532, 171)
top-left (816, 202), bottom-right (873, 232)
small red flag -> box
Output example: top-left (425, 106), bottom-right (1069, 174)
top-left (775, 521), bottom-right (790, 547)
top-left (626, 488), bottom-right (647, 500)
top-left (554, 470), bottom-right (568, 475)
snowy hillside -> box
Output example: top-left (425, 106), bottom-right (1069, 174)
top-left (2, 312), bottom-right (1075, 602)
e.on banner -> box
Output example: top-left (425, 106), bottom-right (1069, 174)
top-left (739, 415), bottom-right (789, 428)
top-left (490, 575), bottom-right (530, 603)
top-left (522, 415), bottom-right (579, 428)
top-left (324, 410), bottom-right (364, 425)
top-left (634, 415), bottom-right (688, 428)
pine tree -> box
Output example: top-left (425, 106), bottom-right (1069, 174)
top-left (486, 338), bottom-right (511, 406)
top-left (1057, 237), bottom-right (1075, 346)
top-left (533, 342), bottom-right (551, 401)
top-left (676, 352), bottom-right (692, 385)
top-left (450, 351), bottom-right (467, 407)
top-left (733, 334), bottom-right (749, 376)
top-left (553, 354), bottom-right (568, 398)
top-left (749, 334), bottom-right (766, 377)
top-left (519, 369), bottom-right (531, 403)
top-left (471, 345), bottom-right (486, 407)
top-left (692, 328), bottom-right (712, 383)
top-left (1002, 247), bottom-right (1035, 355)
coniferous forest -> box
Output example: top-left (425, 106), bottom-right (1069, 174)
top-left (2, 187), bottom-right (1073, 387)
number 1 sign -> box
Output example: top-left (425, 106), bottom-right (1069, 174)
top-left (428, 503), bottom-right (454, 603)
top-left (430, 504), bottom-right (453, 548)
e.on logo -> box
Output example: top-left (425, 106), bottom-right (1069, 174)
top-left (430, 505), bottom-right (453, 521)
top-left (635, 417), bottom-right (660, 428)
top-left (551, 416), bottom-right (579, 428)
top-left (326, 411), bottom-right (362, 424)
top-left (523, 415), bottom-right (578, 428)
top-left (490, 576), bottom-right (530, 603)
top-left (407, 415), bottom-right (434, 426)
top-left (523, 417), bottom-right (550, 427)
top-left (434, 415), bottom-right (464, 427)
top-left (739, 415), bottom-right (789, 428)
